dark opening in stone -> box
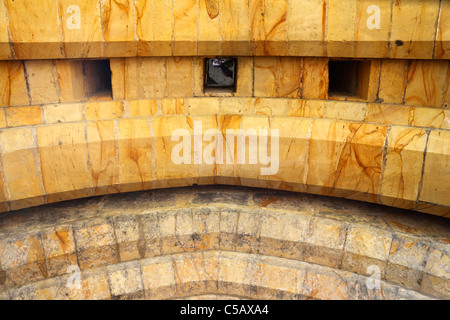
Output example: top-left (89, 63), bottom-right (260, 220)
top-left (204, 58), bottom-right (237, 93)
top-left (328, 59), bottom-right (372, 100)
top-left (84, 59), bottom-right (112, 99)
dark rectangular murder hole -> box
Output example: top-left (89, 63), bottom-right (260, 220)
top-left (204, 58), bottom-right (237, 93)
top-left (328, 59), bottom-right (371, 100)
top-left (84, 59), bottom-right (112, 100)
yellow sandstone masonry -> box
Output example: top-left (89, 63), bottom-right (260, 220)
top-left (43, 103), bottom-right (83, 124)
top-left (254, 57), bottom-right (301, 98)
top-left (250, 0), bottom-right (287, 56)
top-left (186, 98), bottom-right (218, 115)
top-left (87, 120), bottom-right (120, 196)
top-left (152, 116), bottom-right (197, 188)
top-left (101, 0), bottom-right (135, 57)
top-left (365, 104), bottom-right (410, 126)
top-left (5, 0), bottom-right (62, 59)
top-left (220, 0), bottom-right (250, 55)
top-left (270, 117), bottom-right (310, 192)
top-left (359, 60), bottom-right (381, 102)
top-left (380, 126), bottom-right (428, 209)
top-left (56, 60), bottom-right (87, 103)
top-left (0, 109), bottom-right (6, 128)
top-left (109, 58), bottom-right (126, 100)
top-left (276, 58), bottom-right (301, 98)
top-left (404, 60), bottom-right (449, 108)
top-left (85, 101), bottom-right (124, 120)
top-left (302, 58), bottom-right (329, 100)
top-left (24, 60), bottom-right (60, 105)
top-left (117, 118), bottom-right (152, 192)
top-left (389, 0), bottom-right (440, 59)
top-left (327, 0), bottom-right (357, 57)
top-left (198, 0), bottom-right (220, 56)
top-left (354, 0), bottom-right (391, 58)
top-left (0, 61), bottom-right (29, 107)
top-left (435, 0), bottom-right (450, 59)
top-left (235, 57), bottom-right (253, 97)
top-left (0, 0), bottom-right (10, 59)
top-left (58, 0), bottom-right (103, 58)
top-left (287, 0), bottom-right (326, 57)
top-left (112, 58), bottom-right (138, 100)
top-left (254, 57), bottom-right (277, 97)
top-left (238, 115), bottom-right (270, 188)
top-left (167, 57), bottom-right (193, 98)
top-left (173, 0), bottom-right (197, 56)
top-left (288, 99), bottom-right (324, 118)
top-left (217, 114), bottom-right (242, 185)
top-left (139, 57), bottom-right (167, 99)
top-left (307, 119), bottom-right (387, 203)
top-left (444, 67), bottom-right (450, 109)
top-left (192, 57), bottom-right (203, 96)
top-left (110, 58), bottom-right (167, 100)
top-left (420, 130), bottom-right (450, 208)
top-left (136, 0), bottom-right (172, 56)
top-left (409, 107), bottom-right (450, 130)
top-left (220, 97), bottom-right (253, 114)
top-left (378, 60), bottom-right (409, 105)
top-left (161, 98), bottom-right (186, 116)
top-left (0, 127), bottom-right (44, 210)
top-left (5, 106), bottom-right (42, 127)
top-left (128, 99), bottom-right (158, 117)
top-left (253, 98), bottom-right (289, 116)
top-left (193, 115), bottom-right (218, 186)
top-left (323, 101), bottom-right (367, 122)
top-left (141, 257), bottom-right (176, 292)
top-left (68, 269), bottom-right (111, 300)
top-left (38, 122), bottom-right (92, 203)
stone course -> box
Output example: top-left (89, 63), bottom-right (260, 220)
top-left (0, 186), bottom-right (448, 300)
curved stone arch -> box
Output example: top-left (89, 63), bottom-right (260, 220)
top-left (0, 113), bottom-right (448, 218)
top-left (0, 186), bottom-right (448, 300)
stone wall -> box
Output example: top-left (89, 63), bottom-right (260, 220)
top-left (0, 1), bottom-right (449, 216)
top-left (0, 0), bottom-right (449, 60)
top-left (0, 57), bottom-right (448, 215)
top-left (0, 186), bottom-right (448, 300)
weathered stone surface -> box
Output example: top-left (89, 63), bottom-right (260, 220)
top-left (0, 186), bottom-right (448, 299)
top-left (404, 60), bottom-right (449, 108)
top-left (365, 104), bottom-right (410, 125)
top-left (420, 130), bottom-right (450, 208)
top-left (354, 0), bottom-right (391, 58)
top-left (24, 60), bottom-right (60, 105)
top-left (4, 106), bottom-right (42, 127)
top-left (101, 0), bottom-right (135, 57)
top-left (380, 127), bottom-right (428, 209)
top-left (0, 2), bottom-right (10, 60)
top-left (0, 61), bottom-right (29, 107)
top-left (43, 103), bottom-right (83, 124)
top-left (435, 0), bottom-right (450, 59)
top-left (389, 0), bottom-right (440, 59)
top-left (323, 101), bottom-right (367, 121)
top-left (136, 0), bottom-right (172, 56)
top-left (327, 0), bottom-right (357, 57)
top-left (0, 127), bottom-right (43, 209)
top-left (117, 118), bottom-right (153, 192)
top-left (288, 0), bottom-right (326, 56)
top-left (5, 0), bottom-right (62, 59)
top-left (87, 120), bottom-right (120, 196)
top-left (378, 59), bottom-right (409, 105)
top-left (306, 119), bottom-right (387, 203)
top-left (56, 60), bottom-right (86, 102)
top-left (38, 123), bottom-right (92, 203)
top-left (107, 261), bottom-right (143, 298)
top-left (302, 58), bottom-right (328, 100)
